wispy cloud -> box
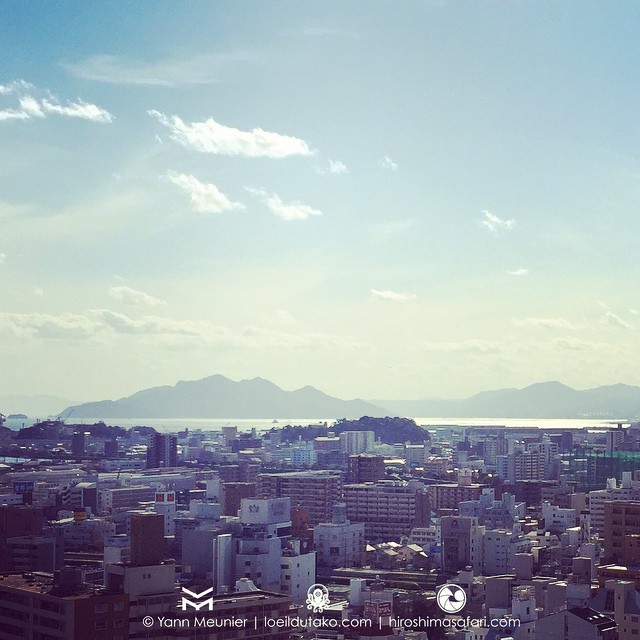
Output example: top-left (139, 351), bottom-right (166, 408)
top-left (167, 172), bottom-right (244, 213)
top-left (108, 286), bottom-right (166, 307)
top-left (63, 52), bottom-right (255, 87)
top-left (422, 339), bottom-right (501, 354)
top-left (378, 155), bottom-right (398, 171)
top-left (0, 80), bottom-right (33, 95)
top-left (599, 308), bottom-right (633, 330)
top-left (507, 268), bottom-right (529, 276)
top-left (371, 289), bottom-right (416, 302)
top-left (148, 110), bottom-right (311, 158)
top-left (514, 317), bottom-right (582, 330)
top-left (0, 80), bottom-right (112, 123)
top-left (315, 159), bottom-right (348, 175)
top-left (0, 253), bottom-right (6, 265)
top-left (0, 309), bottom-right (369, 351)
top-left (328, 159), bottom-right (347, 174)
top-left (246, 188), bottom-right (321, 220)
top-left (481, 210), bottom-right (516, 233)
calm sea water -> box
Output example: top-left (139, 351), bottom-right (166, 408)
top-left (6, 416), bottom-right (622, 433)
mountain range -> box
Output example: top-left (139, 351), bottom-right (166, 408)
top-left (59, 375), bottom-right (385, 420)
top-left (29, 378), bottom-right (640, 421)
top-left (374, 381), bottom-right (640, 419)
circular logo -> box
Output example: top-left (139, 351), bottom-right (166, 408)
top-left (306, 583), bottom-right (330, 613)
top-left (437, 584), bottom-right (467, 614)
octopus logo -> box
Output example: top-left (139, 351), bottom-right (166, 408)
top-left (306, 583), bottom-right (330, 613)
top-left (437, 584), bottom-right (467, 613)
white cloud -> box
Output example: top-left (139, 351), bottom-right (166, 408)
top-left (550, 336), bottom-right (629, 354)
top-left (148, 110), bottom-right (311, 158)
top-left (108, 286), bottom-right (166, 307)
top-left (0, 81), bottom-right (112, 123)
top-left (378, 155), bottom-right (398, 171)
top-left (514, 317), bottom-right (582, 330)
top-left (0, 80), bottom-right (33, 94)
top-left (0, 253), bottom-right (6, 264)
top-left (315, 159), bottom-right (348, 175)
top-left (507, 268), bottom-right (529, 276)
top-left (422, 340), bottom-right (502, 354)
top-left (40, 98), bottom-right (112, 122)
top-left (630, 309), bottom-right (639, 316)
top-left (0, 309), bottom-right (369, 351)
top-left (598, 302), bottom-right (633, 330)
top-left (246, 188), bottom-right (321, 220)
top-left (167, 172), bottom-right (244, 213)
top-left (0, 107), bottom-right (30, 121)
top-left (371, 289), bottom-right (417, 302)
top-left (18, 96), bottom-right (44, 117)
top-left (328, 159), bottom-right (348, 174)
top-left (600, 310), bottom-right (633, 330)
top-left (34, 287), bottom-right (44, 296)
top-left (63, 52), bottom-right (256, 87)
top-left (481, 210), bottom-right (516, 233)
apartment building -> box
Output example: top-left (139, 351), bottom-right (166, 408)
top-left (344, 480), bottom-right (429, 542)
top-left (257, 471), bottom-right (342, 526)
top-left (604, 500), bottom-right (640, 562)
top-left (0, 570), bottom-right (129, 640)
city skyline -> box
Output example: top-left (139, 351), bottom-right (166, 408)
top-left (3, 2), bottom-right (640, 403)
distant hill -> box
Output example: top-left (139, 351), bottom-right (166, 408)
top-left (0, 394), bottom-right (78, 418)
top-left (59, 375), bottom-right (387, 420)
top-left (375, 381), bottom-right (640, 419)
top-left (333, 416), bottom-right (429, 444)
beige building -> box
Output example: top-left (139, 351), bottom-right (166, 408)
top-left (257, 471), bottom-right (342, 526)
top-left (344, 480), bottom-right (429, 542)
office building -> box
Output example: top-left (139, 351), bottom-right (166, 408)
top-left (146, 433), bottom-right (178, 469)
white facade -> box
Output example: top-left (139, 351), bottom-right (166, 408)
top-left (314, 519), bottom-right (364, 568)
top-left (483, 529), bottom-right (532, 575)
top-left (542, 501), bottom-right (577, 533)
top-left (280, 549), bottom-right (316, 604)
top-left (340, 431), bottom-right (375, 455)
top-left (588, 476), bottom-right (640, 536)
top-left (153, 491), bottom-right (176, 535)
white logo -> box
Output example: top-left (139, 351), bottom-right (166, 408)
top-left (306, 583), bottom-right (330, 613)
top-left (437, 584), bottom-right (467, 614)
top-left (181, 586), bottom-right (214, 611)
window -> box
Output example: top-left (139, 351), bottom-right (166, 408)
top-left (114, 619), bottom-right (124, 629)
top-left (113, 601), bottom-right (124, 612)
top-left (94, 621), bottom-right (107, 631)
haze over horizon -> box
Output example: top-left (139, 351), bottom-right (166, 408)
top-left (3, 3), bottom-right (640, 402)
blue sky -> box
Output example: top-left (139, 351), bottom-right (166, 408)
top-left (2, 1), bottom-right (640, 403)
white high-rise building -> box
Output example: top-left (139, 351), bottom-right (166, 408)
top-left (314, 503), bottom-right (365, 568)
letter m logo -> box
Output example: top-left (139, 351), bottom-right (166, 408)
top-left (180, 586), bottom-right (214, 611)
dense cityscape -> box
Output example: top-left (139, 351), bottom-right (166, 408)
top-left (4, 2), bottom-right (640, 639)
top-left (0, 412), bottom-right (639, 639)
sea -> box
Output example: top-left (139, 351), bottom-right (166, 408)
top-left (4, 416), bottom-right (627, 433)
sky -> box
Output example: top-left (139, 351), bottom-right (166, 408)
top-left (2, 1), bottom-right (640, 405)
